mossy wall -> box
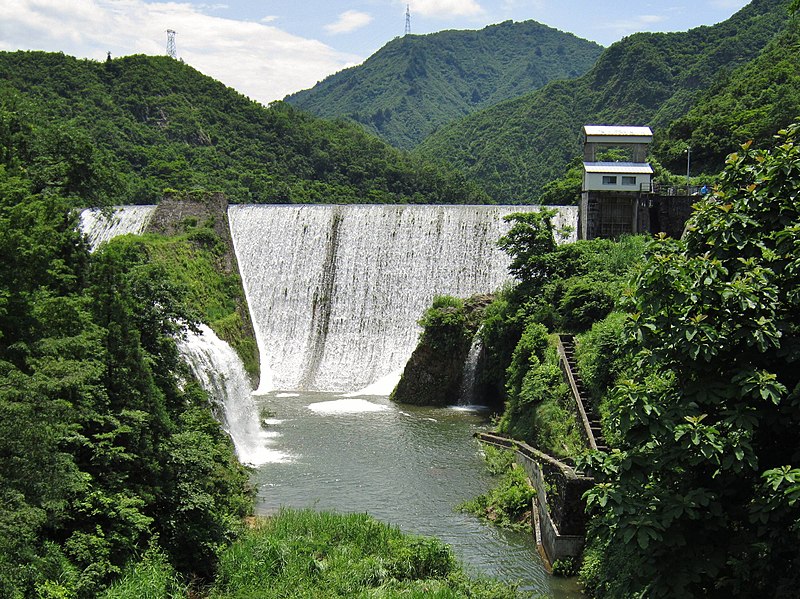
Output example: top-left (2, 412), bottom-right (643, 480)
top-left (145, 191), bottom-right (259, 383)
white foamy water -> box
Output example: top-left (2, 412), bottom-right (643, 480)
top-left (177, 324), bottom-right (291, 465)
top-left (80, 205), bottom-right (156, 250)
top-left (344, 370), bottom-right (403, 397)
top-left (307, 398), bottom-right (391, 414)
top-left (229, 204), bottom-right (577, 393)
top-left (458, 334), bottom-right (484, 406)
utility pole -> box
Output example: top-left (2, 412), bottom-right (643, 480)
top-left (166, 29), bottom-right (177, 59)
top-left (405, 4), bottom-right (411, 36)
top-left (685, 145), bottom-right (691, 191)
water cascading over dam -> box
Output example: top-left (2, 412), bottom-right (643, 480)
top-left (229, 204), bottom-right (577, 393)
top-left (80, 205), bottom-right (156, 250)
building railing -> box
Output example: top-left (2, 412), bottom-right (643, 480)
top-left (640, 182), bottom-right (705, 196)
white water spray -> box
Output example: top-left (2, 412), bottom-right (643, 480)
top-left (229, 204), bottom-right (577, 393)
top-left (79, 205), bottom-right (156, 251)
top-left (177, 324), bottom-right (288, 466)
top-left (458, 334), bottom-right (484, 407)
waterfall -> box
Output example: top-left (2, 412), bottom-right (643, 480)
top-left (177, 324), bottom-right (283, 466)
top-left (229, 204), bottom-right (578, 393)
top-left (79, 205), bottom-right (156, 251)
top-left (458, 334), bottom-right (484, 407)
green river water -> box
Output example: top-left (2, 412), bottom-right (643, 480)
top-left (250, 391), bottom-right (582, 598)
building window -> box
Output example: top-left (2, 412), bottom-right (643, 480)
top-left (621, 176), bottom-right (637, 186)
top-left (602, 175), bottom-right (617, 185)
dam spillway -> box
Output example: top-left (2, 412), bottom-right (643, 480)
top-left (229, 204), bottom-right (577, 393)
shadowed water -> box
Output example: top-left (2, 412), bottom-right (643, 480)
top-left (252, 392), bottom-right (582, 598)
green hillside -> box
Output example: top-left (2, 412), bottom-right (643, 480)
top-left (653, 26), bottom-right (800, 175)
top-left (0, 52), bottom-right (489, 205)
top-left (286, 20), bottom-right (603, 149)
top-left (416, 0), bottom-right (792, 203)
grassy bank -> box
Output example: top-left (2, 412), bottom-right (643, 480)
top-left (102, 508), bottom-right (521, 598)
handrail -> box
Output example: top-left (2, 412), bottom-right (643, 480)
top-left (556, 335), bottom-right (598, 451)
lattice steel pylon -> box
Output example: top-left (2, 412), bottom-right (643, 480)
top-left (166, 29), bottom-right (177, 59)
top-left (404, 4), bottom-right (411, 36)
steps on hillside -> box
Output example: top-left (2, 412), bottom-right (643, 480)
top-left (558, 334), bottom-right (608, 452)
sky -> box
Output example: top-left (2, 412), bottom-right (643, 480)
top-left (0, 0), bottom-right (751, 104)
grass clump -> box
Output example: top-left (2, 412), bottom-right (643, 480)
top-left (210, 508), bottom-right (519, 598)
top-left (458, 447), bottom-right (535, 531)
top-left (99, 545), bottom-right (187, 599)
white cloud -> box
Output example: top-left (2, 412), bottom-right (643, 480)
top-left (709, 0), bottom-right (748, 8)
top-left (0, 0), bottom-right (361, 102)
top-left (409, 0), bottom-right (485, 19)
top-left (596, 13), bottom-right (668, 36)
top-left (325, 10), bottom-right (373, 35)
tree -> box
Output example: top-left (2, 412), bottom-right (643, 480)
top-left (497, 209), bottom-right (558, 288)
top-left (581, 124), bottom-right (800, 597)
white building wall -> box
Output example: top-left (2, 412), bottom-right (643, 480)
top-left (583, 171), bottom-right (649, 192)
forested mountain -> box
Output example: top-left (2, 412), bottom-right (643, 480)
top-left (653, 26), bottom-right (800, 175)
top-left (0, 52), bottom-right (489, 205)
top-left (416, 0), bottom-right (793, 203)
top-left (285, 20), bottom-right (603, 149)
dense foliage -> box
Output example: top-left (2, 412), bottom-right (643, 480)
top-left (0, 53), bottom-right (489, 205)
top-left (579, 126), bottom-right (800, 597)
top-left (478, 211), bottom-right (646, 452)
top-left (0, 85), bottom-right (252, 597)
top-left (654, 26), bottom-right (800, 175)
top-left (287, 20), bottom-right (602, 149)
top-left (416, 0), bottom-right (792, 202)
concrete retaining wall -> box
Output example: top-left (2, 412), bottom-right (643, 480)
top-left (476, 433), bottom-right (593, 564)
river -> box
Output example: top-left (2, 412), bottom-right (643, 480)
top-left (250, 391), bottom-right (582, 599)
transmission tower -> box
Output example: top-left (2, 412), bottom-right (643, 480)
top-left (166, 29), bottom-right (177, 59)
top-left (404, 4), bottom-right (411, 36)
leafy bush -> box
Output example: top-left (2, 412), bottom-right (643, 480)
top-left (418, 295), bottom-right (468, 352)
top-left (557, 279), bottom-right (614, 333)
top-left (574, 311), bottom-right (629, 404)
top-left (458, 453), bottom-right (535, 531)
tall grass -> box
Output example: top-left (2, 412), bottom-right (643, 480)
top-left (210, 508), bottom-right (518, 598)
top-left (99, 546), bottom-right (187, 599)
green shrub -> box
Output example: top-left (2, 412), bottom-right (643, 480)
top-left (558, 279), bottom-right (614, 333)
top-left (418, 295), bottom-right (468, 352)
top-left (458, 460), bottom-right (535, 531)
top-left (504, 320), bottom-right (549, 401)
top-left (552, 556), bottom-right (579, 577)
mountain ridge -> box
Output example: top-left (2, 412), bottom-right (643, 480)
top-left (286, 19), bottom-right (603, 149)
top-left (0, 51), bottom-right (489, 205)
top-left (415, 0), bottom-right (792, 202)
